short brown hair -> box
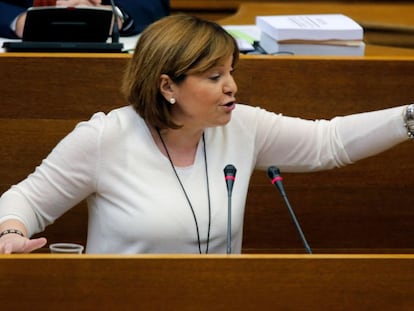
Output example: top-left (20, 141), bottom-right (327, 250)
top-left (121, 14), bottom-right (239, 129)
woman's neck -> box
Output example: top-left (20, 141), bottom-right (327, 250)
top-left (152, 126), bottom-right (204, 167)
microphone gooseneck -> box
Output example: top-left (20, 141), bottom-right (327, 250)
top-left (267, 166), bottom-right (312, 254)
top-left (224, 164), bottom-right (237, 254)
top-left (109, 0), bottom-right (120, 43)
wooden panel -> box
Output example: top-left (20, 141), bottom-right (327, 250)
top-left (236, 56), bottom-right (414, 117)
top-left (2, 54), bottom-right (414, 119)
top-left (0, 53), bottom-right (129, 119)
top-left (1, 54), bottom-right (414, 253)
top-left (1, 254), bottom-right (414, 310)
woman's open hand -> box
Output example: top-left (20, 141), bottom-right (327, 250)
top-left (0, 234), bottom-right (47, 254)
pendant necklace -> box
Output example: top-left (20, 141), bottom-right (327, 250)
top-left (156, 128), bottom-right (212, 254)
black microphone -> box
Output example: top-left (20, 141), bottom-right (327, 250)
top-left (267, 166), bottom-right (312, 254)
top-left (224, 164), bottom-right (237, 254)
top-left (109, 0), bottom-right (120, 43)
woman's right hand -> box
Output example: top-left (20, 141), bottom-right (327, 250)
top-left (0, 234), bottom-right (47, 254)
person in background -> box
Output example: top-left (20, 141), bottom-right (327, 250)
top-left (0, 0), bottom-right (170, 39)
top-left (0, 14), bottom-right (413, 254)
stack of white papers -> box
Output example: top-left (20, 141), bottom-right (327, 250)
top-left (256, 14), bottom-right (365, 56)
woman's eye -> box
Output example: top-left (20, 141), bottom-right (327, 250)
top-left (209, 74), bottom-right (221, 81)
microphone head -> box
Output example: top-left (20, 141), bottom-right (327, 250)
top-left (267, 166), bottom-right (285, 195)
top-left (224, 164), bottom-right (237, 177)
top-left (224, 164), bottom-right (237, 194)
top-left (267, 166), bottom-right (281, 179)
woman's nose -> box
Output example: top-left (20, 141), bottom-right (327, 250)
top-left (224, 75), bottom-right (238, 96)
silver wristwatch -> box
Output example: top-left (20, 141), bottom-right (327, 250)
top-left (404, 103), bottom-right (414, 140)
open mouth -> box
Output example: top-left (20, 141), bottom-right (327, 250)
top-left (223, 101), bottom-right (236, 107)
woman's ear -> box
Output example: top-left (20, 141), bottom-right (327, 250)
top-left (159, 74), bottom-right (174, 101)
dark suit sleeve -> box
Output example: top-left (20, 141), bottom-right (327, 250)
top-left (0, 1), bottom-right (29, 38)
top-left (114, 0), bottom-right (170, 36)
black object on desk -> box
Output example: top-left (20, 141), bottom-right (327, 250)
top-left (2, 6), bottom-right (124, 53)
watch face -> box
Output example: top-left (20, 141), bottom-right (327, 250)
top-left (408, 104), bottom-right (414, 120)
top-left (405, 105), bottom-right (414, 139)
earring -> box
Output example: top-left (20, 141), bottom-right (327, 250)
top-left (169, 98), bottom-right (176, 104)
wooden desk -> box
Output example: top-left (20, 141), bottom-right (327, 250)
top-left (171, 0), bottom-right (414, 21)
top-left (1, 254), bottom-right (414, 310)
top-left (1, 53), bottom-right (414, 253)
top-left (220, 2), bottom-right (414, 49)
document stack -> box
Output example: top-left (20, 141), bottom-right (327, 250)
top-left (256, 14), bottom-right (365, 56)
